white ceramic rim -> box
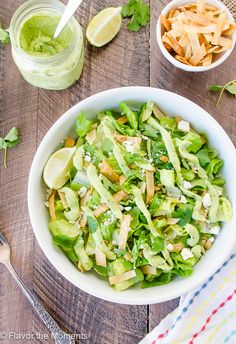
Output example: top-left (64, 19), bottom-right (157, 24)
top-left (156, 0), bottom-right (236, 72)
top-left (28, 87), bottom-right (236, 304)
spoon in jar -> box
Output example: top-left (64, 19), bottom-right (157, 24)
top-left (53, 0), bottom-right (83, 39)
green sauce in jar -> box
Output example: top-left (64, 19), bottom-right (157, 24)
top-left (19, 15), bottom-right (72, 57)
top-left (10, 0), bottom-right (84, 90)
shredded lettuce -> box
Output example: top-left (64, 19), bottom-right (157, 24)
top-left (87, 164), bottom-right (122, 219)
top-left (147, 117), bottom-right (182, 183)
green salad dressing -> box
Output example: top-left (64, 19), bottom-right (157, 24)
top-left (19, 15), bottom-right (73, 56)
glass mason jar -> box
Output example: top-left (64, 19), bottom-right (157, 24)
top-left (9, 0), bottom-right (84, 90)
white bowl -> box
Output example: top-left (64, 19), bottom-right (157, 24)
top-left (156, 0), bottom-right (236, 72)
top-left (28, 87), bottom-right (236, 305)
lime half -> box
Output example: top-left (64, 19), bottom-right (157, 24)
top-left (86, 7), bottom-right (122, 47)
top-left (43, 147), bottom-right (76, 189)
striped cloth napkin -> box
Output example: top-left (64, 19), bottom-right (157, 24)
top-left (140, 247), bottom-right (236, 344)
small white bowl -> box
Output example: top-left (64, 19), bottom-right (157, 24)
top-left (28, 87), bottom-right (236, 305)
top-left (156, 0), bottom-right (236, 72)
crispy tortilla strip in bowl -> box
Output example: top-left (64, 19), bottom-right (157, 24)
top-left (175, 55), bottom-right (192, 65)
top-left (167, 31), bottom-right (185, 56)
top-left (189, 43), bottom-right (207, 65)
top-left (211, 12), bottom-right (227, 45)
top-left (157, 0), bottom-right (236, 71)
top-left (199, 52), bottom-right (213, 65)
top-left (197, 0), bottom-right (206, 13)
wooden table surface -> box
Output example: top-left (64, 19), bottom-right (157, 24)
top-left (0, 0), bottom-right (235, 343)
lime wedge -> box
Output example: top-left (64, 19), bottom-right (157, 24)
top-left (86, 7), bottom-right (122, 47)
top-left (43, 147), bottom-right (76, 189)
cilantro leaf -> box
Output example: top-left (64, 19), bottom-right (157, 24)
top-left (226, 83), bottom-right (236, 95)
top-left (0, 24), bottom-right (10, 44)
top-left (76, 112), bottom-right (92, 137)
top-left (4, 127), bottom-right (20, 147)
top-left (172, 204), bottom-right (193, 227)
top-left (0, 127), bottom-right (20, 168)
top-left (122, 0), bottom-right (150, 32)
top-left (151, 236), bottom-right (164, 253)
top-left (208, 85), bottom-right (223, 92)
top-left (209, 79), bottom-right (236, 106)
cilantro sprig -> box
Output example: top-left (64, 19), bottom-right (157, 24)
top-left (209, 79), bottom-right (236, 106)
top-left (0, 127), bottom-right (20, 168)
top-left (0, 23), bottom-right (10, 44)
top-left (122, 0), bottom-right (150, 32)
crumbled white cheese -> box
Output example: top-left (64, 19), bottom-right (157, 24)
top-left (125, 206), bottom-right (132, 211)
top-left (122, 140), bottom-right (133, 152)
top-left (149, 158), bottom-right (153, 163)
top-left (209, 226), bottom-right (220, 235)
top-left (78, 186), bottom-right (87, 198)
top-left (180, 195), bottom-right (187, 203)
top-left (202, 193), bottom-right (211, 208)
top-left (178, 120), bottom-right (190, 132)
top-left (183, 180), bottom-right (192, 189)
top-left (167, 243), bottom-right (174, 251)
top-left (181, 248), bottom-right (194, 260)
top-left (84, 155), bottom-right (92, 163)
top-left (208, 237), bottom-right (215, 243)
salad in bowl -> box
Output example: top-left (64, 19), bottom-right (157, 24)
top-left (42, 99), bottom-right (232, 291)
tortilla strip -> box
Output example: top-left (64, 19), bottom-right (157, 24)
top-left (187, 30), bottom-right (200, 55)
top-left (117, 116), bottom-right (128, 124)
top-left (203, 33), bottom-right (213, 42)
top-left (206, 45), bottom-right (220, 53)
top-left (185, 11), bottom-right (210, 26)
top-left (179, 33), bottom-right (189, 47)
top-left (213, 46), bottom-right (229, 53)
top-left (189, 43), bottom-right (206, 65)
top-left (167, 32), bottom-right (184, 56)
top-left (49, 190), bottom-right (56, 220)
top-left (200, 53), bottom-right (212, 66)
top-left (218, 36), bottom-right (232, 49)
top-left (119, 214), bottom-right (132, 250)
top-left (146, 171), bottom-right (155, 204)
top-left (168, 9), bottom-right (178, 18)
top-left (189, 24), bottom-right (217, 33)
top-left (160, 14), bottom-right (171, 31)
top-left (184, 43), bottom-right (192, 59)
top-left (58, 191), bottom-right (68, 209)
top-left (175, 55), bottom-right (192, 65)
top-left (223, 24), bottom-right (236, 36)
top-left (197, 0), bottom-right (206, 14)
top-left (163, 42), bottom-right (172, 51)
top-left (212, 12), bottom-right (227, 45)
top-left (93, 190), bottom-right (127, 218)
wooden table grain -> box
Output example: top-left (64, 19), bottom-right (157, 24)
top-left (0, 0), bottom-right (235, 343)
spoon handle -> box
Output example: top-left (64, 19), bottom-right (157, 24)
top-left (6, 262), bottom-right (74, 344)
top-left (53, 0), bottom-right (83, 39)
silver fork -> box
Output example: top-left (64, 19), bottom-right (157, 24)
top-left (0, 232), bottom-right (75, 344)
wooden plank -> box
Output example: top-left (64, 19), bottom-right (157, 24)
top-left (32, 1), bottom-right (150, 343)
top-left (149, 0), bottom-right (236, 333)
top-left (0, 1), bottom-right (38, 342)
